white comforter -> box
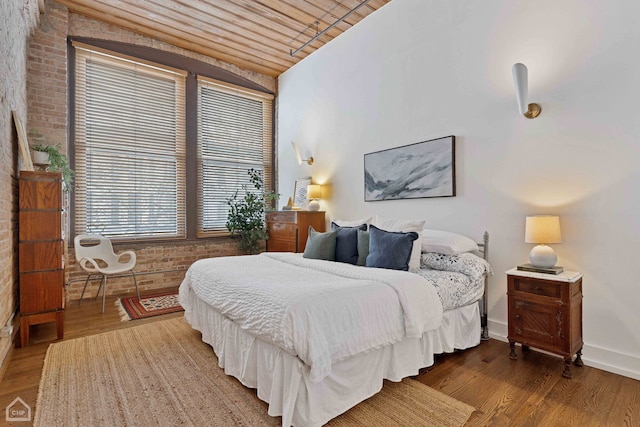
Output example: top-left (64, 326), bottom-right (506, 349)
top-left (179, 252), bottom-right (443, 383)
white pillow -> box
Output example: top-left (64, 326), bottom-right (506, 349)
top-left (373, 215), bottom-right (425, 271)
top-left (332, 217), bottom-right (372, 228)
top-left (421, 229), bottom-right (479, 255)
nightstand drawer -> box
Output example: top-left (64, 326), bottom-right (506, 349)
top-left (513, 277), bottom-right (560, 298)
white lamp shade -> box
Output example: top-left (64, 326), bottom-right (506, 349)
top-left (512, 63), bottom-right (528, 115)
top-left (306, 184), bottom-right (322, 200)
top-left (525, 215), bottom-right (562, 244)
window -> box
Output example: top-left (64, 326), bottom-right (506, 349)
top-left (197, 77), bottom-right (274, 236)
top-left (72, 42), bottom-right (274, 241)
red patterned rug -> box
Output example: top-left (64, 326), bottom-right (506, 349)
top-left (115, 290), bottom-right (184, 321)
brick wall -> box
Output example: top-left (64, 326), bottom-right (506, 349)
top-left (0, 0), bottom-right (41, 374)
top-left (23, 0), bottom-right (276, 301)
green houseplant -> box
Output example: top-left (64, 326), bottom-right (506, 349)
top-left (30, 143), bottom-right (74, 190)
top-left (226, 168), bottom-right (278, 254)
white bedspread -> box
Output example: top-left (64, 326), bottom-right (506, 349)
top-left (180, 252), bottom-right (443, 383)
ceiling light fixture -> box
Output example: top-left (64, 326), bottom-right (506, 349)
top-left (512, 63), bottom-right (541, 119)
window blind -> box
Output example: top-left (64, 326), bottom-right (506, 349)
top-left (74, 44), bottom-right (187, 240)
top-left (197, 77), bottom-right (274, 236)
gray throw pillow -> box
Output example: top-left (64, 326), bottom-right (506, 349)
top-left (331, 222), bottom-right (367, 265)
top-left (357, 229), bottom-right (370, 266)
top-left (365, 225), bottom-right (418, 271)
top-left (303, 226), bottom-right (339, 261)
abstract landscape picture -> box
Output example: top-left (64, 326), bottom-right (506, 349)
top-left (364, 136), bottom-right (455, 201)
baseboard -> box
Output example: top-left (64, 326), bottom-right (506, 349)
top-left (0, 314), bottom-right (20, 385)
top-left (487, 319), bottom-right (640, 381)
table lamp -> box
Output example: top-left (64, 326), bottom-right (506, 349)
top-left (306, 184), bottom-right (322, 211)
top-left (525, 215), bottom-right (562, 268)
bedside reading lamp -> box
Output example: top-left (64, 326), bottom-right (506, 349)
top-left (306, 184), bottom-right (322, 211)
top-left (525, 215), bottom-right (562, 269)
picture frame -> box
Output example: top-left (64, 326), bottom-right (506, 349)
top-left (12, 111), bottom-right (34, 171)
top-left (364, 135), bottom-right (455, 201)
top-left (293, 177), bottom-right (311, 207)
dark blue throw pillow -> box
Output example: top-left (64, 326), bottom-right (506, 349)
top-left (331, 222), bottom-right (367, 265)
top-left (365, 225), bottom-right (418, 271)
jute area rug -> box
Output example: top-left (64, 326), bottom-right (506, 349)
top-left (35, 318), bottom-right (475, 426)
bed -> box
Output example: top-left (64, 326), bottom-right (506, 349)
top-left (179, 226), bottom-right (491, 427)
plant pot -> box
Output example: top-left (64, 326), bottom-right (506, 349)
top-left (32, 151), bottom-right (50, 164)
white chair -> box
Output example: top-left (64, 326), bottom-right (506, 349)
top-left (74, 234), bottom-right (140, 313)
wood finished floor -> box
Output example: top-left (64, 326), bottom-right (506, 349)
top-left (1, 291), bottom-right (638, 426)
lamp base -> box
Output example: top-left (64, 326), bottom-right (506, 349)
top-left (308, 200), bottom-right (320, 211)
top-left (529, 244), bottom-right (557, 268)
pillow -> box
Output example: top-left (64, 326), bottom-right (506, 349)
top-left (331, 217), bottom-right (372, 228)
top-left (356, 229), bottom-right (370, 266)
top-left (365, 225), bottom-right (418, 271)
top-left (421, 252), bottom-right (493, 281)
top-left (303, 227), bottom-right (338, 261)
top-left (421, 229), bottom-right (479, 255)
top-left (331, 222), bottom-right (367, 265)
top-left (373, 215), bottom-right (425, 271)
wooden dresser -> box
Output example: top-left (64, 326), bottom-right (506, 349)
top-left (266, 211), bottom-right (325, 253)
top-left (507, 268), bottom-right (583, 378)
top-left (19, 171), bottom-right (65, 346)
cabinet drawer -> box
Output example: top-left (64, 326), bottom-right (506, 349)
top-left (513, 277), bottom-right (560, 298)
top-left (266, 211), bottom-right (297, 224)
top-left (267, 239), bottom-right (297, 252)
top-left (20, 270), bottom-right (64, 314)
top-left (19, 240), bottom-right (63, 272)
top-left (268, 222), bottom-right (297, 240)
top-left (19, 211), bottom-right (62, 241)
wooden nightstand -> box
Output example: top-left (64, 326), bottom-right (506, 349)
top-left (266, 211), bottom-right (325, 253)
top-left (506, 268), bottom-right (584, 378)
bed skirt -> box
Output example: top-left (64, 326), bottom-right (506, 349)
top-left (180, 285), bottom-right (480, 427)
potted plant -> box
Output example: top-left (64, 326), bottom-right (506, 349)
top-left (226, 168), bottom-right (278, 254)
top-left (30, 143), bottom-right (74, 191)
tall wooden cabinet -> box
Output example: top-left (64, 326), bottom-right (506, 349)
top-left (19, 171), bottom-right (65, 346)
top-left (266, 211), bottom-right (325, 253)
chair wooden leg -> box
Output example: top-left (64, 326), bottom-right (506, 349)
top-left (132, 270), bottom-right (140, 300)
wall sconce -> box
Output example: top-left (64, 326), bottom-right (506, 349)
top-left (525, 215), bottom-right (562, 269)
top-left (291, 141), bottom-right (314, 165)
top-left (306, 184), bottom-right (323, 211)
top-left (512, 63), bottom-right (541, 119)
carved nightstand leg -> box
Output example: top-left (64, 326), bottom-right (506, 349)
top-left (574, 348), bottom-right (584, 367)
top-left (562, 359), bottom-right (573, 378)
top-left (509, 341), bottom-right (517, 360)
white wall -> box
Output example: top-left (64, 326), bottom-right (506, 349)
top-left (277, 0), bottom-right (640, 380)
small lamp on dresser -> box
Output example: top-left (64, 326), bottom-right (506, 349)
top-left (525, 215), bottom-right (562, 269)
top-left (306, 184), bottom-right (323, 211)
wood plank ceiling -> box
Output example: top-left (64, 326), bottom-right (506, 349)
top-left (55, 0), bottom-right (391, 77)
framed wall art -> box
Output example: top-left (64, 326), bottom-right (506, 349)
top-left (293, 177), bottom-right (311, 207)
top-left (12, 111), bottom-right (34, 171)
top-left (364, 135), bottom-right (455, 201)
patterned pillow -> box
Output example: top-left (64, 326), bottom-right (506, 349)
top-left (420, 252), bottom-right (493, 281)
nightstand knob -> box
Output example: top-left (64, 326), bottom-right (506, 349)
top-left (534, 286), bottom-right (542, 291)
top-left (515, 314), bottom-right (521, 319)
